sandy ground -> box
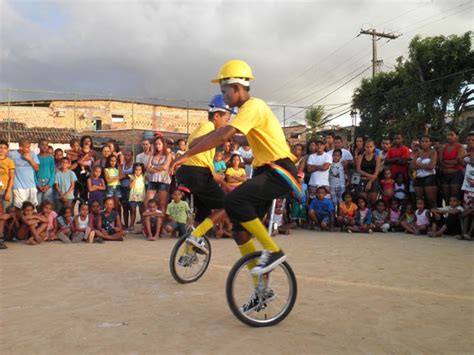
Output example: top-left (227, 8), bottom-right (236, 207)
top-left (1, 230), bottom-right (473, 355)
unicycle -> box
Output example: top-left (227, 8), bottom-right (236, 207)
top-left (169, 185), bottom-right (212, 284)
top-left (225, 251), bottom-right (297, 327)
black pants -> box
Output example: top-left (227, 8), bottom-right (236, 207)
top-left (176, 165), bottom-right (225, 222)
top-left (225, 158), bottom-right (296, 231)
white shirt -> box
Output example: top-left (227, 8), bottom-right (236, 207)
top-left (308, 152), bottom-right (332, 187)
top-left (136, 152), bottom-right (151, 167)
top-left (462, 163), bottom-right (474, 192)
top-left (329, 161), bottom-right (345, 187)
top-left (238, 147), bottom-right (254, 178)
top-left (327, 148), bottom-right (353, 162)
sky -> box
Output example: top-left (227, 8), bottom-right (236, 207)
top-left (0, 0), bottom-right (472, 126)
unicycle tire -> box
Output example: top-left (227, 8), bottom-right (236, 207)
top-left (225, 251), bottom-right (297, 327)
top-left (169, 235), bottom-right (211, 284)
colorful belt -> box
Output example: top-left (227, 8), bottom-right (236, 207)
top-left (268, 163), bottom-right (303, 201)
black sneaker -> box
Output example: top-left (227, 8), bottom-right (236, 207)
top-left (241, 289), bottom-right (275, 314)
top-left (250, 250), bottom-right (287, 276)
top-left (94, 237), bottom-right (105, 244)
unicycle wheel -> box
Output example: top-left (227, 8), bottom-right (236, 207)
top-left (169, 235), bottom-right (211, 284)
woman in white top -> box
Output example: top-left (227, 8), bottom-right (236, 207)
top-left (145, 136), bottom-right (172, 233)
top-left (410, 136), bottom-right (438, 208)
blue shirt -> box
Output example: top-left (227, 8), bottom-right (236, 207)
top-left (9, 150), bottom-right (40, 189)
top-left (36, 155), bottom-right (56, 188)
top-left (213, 160), bottom-right (227, 173)
top-left (55, 170), bottom-right (77, 199)
top-left (309, 197), bottom-right (335, 218)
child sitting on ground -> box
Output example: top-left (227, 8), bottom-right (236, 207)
top-left (372, 199), bottom-right (390, 233)
top-left (39, 200), bottom-right (58, 241)
top-left (337, 191), bottom-right (357, 229)
top-left (400, 202), bottom-right (416, 234)
top-left (95, 197), bottom-right (125, 241)
top-left (89, 200), bottom-right (104, 243)
top-left (164, 190), bottom-right (190, 238)
top-left (143, 199), bottom-right (163, 241)
top-left (380, 169), bottom-right (395, 204)
top-left (429, 196), bottom-right (463, 238)
top-left (57, 207), bottom-right (74, 243)
top-left (388, 198), bottom-right (402, 231)
top-left (308, 186), bottom-right (335, 231)
top-left (72, 203), bottom-right (95, 243)
top-left (17, 201), bottom-right (48, 245)
top-left (347, 196), bottom-right (373, 233)
top-left (265, 198), bottom-right (291, 235)
top-left (0, 206), bottom-right (15, 249)
top-left (414, 199), bottom-right (431, 234)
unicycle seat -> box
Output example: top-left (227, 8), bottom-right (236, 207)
top-left (178, 185), bottom-right (192, 194)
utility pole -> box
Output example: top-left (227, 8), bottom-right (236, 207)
top-left (359, 29), bottom-right (400, 77)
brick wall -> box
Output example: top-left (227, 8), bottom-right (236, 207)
top-left (0, 100), bottom-right (208, 133)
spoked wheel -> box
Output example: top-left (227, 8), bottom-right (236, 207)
top-left (225, 251), bottom-right (297, 327)
top-left (169, 235), bottom-right (211, 284)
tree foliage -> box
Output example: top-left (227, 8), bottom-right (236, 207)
top-left (305, 105), bottom-right (335, 141)
top-left (352, 32), bottom-right (474, 143)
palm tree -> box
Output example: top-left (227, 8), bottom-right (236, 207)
top-left (305, 106), bottom-right (335, 141)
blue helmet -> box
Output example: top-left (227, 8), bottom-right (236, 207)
top-left (208, 94), bottom-right (236, 114)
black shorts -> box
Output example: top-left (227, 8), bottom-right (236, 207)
top-left (176, 165), bottom-right (225, 222)
top-left (442, 171), bottom-right (464, 185)
top-left (148, 182), bottom-right (170, 192)
top-left (415, 175), bottom-right (437, 187)
top-left (224, 158), bottom-right (296, 232)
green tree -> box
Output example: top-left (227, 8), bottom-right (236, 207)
top-left (352, 32), bottom-right (474, 143)
top-left (305, 105), bottom-right (335, 141)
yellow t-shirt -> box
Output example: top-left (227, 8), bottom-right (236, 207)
top-left (183, 121), bottom-right (215, 171)
top-left (0, 157), bottom-right (15, 192)
top-left (225, 167), bottom-right (246, 186)
top-left (230, 97), bottom-right (296, 167)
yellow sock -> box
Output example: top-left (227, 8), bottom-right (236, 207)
top-left (191, 218), bottom-right (214, 238)
top-left (238, 239), bottom-right (259, 285)
top-left (241, 218), bottom-right (280, 252)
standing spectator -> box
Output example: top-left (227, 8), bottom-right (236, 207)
top-left (94, 145), bottom-right (112, 174)
top-left (166, 138), bottom-right (175, 157)
top-left (87, 166), bottom-right (106, 205)
top-left (107, 140), bottom-right (124, 165)
top-left (9, 138), bottom-right (40, 208)
top-left (129, 163), bottom-right (146, 231)
top-left (298, 140), bottom-right (317, 185)
top-left (351, 136), bottom-right (365, 161)
top-left (0, 140), bottom-right (15, 210)
top-left (120, 150), bottom-right (134, 229)
top-left (329, 149), bottom-right (346, 207)
top-left (54, 157), bottom-right (77, 210)
top-left (36, 139), bottom-right (56, 205)
top-left (385, 133), bottom-right (410, 180)
top-left (75, 136), bottom-right (96, 203)
top-left (356, 139), bottom-right (381, 206)
top-left (324, 132), bottom-right (335, 152)
top-left (136, 139), bottom-right (152, 168)
top-left (379, 137), bottom-right (392, 172)
top-left (440, 129), bottom-right (465, 203)
top-left (145, 136), bottom-right (172, 235)
top-left (175, 139), bottom-right (187, 157)
top-left (411, 136), bottom-right (438, 208)
top-left (380, 169), bottom-right (395, 204)
top-left (307, 139), bottom-right (332, 193)
top-left (53, 148), bottom-right (64, 170)
top-left (292, 143), bottom-right (306, 171)
top-left (331, 136), bottom-right (354, 166)
top-left (222, 141), bottom-right (233, 166)
top-left (238, 144), bottom-right (254, 179)
top-left (213, 151), bottom-right (227, 176)
top-left (104, 155), bottom-right (123, 220)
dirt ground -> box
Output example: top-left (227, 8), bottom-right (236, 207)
top-left (1, 230), bottom-right (473, 355)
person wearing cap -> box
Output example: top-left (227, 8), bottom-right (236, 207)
top-left (173, 94), bottom-right (234, 250)
top-left (171, 60), bottom-right (298, 290)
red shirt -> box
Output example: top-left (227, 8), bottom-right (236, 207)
top-left (386, 146), bottom-right (410, 179)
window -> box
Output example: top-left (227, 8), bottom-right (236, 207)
top-left (111, 114), bottom-right (124, 123)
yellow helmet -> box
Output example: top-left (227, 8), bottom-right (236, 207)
top-left (211, 59), bottom-right (255, 83)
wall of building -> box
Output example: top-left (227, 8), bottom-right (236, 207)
top-left (0, 100), bottom-right (208, 133)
